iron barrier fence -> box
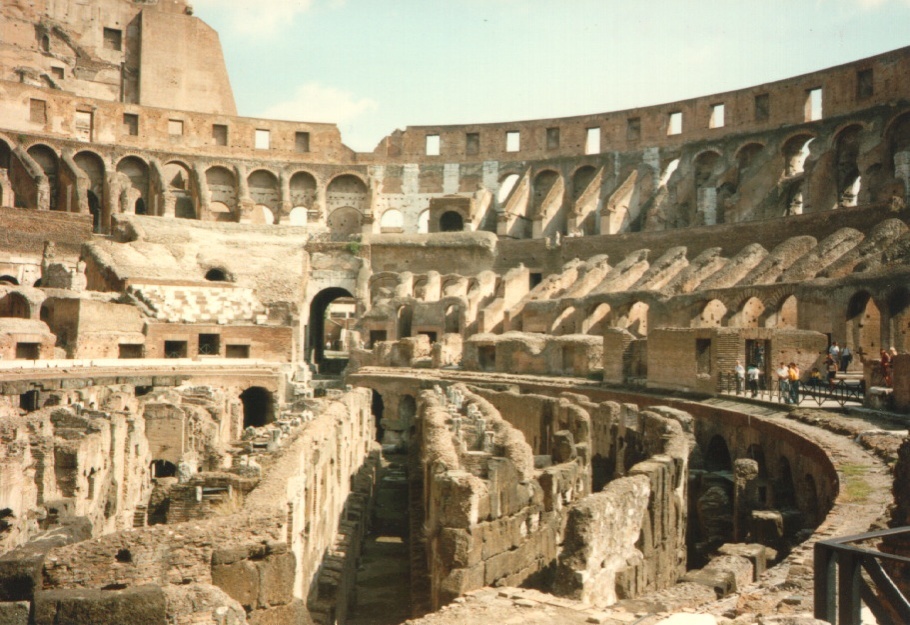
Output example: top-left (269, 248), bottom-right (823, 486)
top-left (717, 371), bottom-right (865, 407)
top-left (815, 526), bottom-right (910, 625)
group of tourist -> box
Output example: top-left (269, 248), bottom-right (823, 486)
top-left (733, 340), bottom-right (899, 398)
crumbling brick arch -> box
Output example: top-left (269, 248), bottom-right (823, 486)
top-left (830, 124), bottom-right (864, 208)
top-left (327, 206), bottom-right (362, 238)
top-left (764, 293), bottom-right (799, 329)
top-left (845, 289), bottom-right (882, 358)
top-left (728, 295), bottom-right (767, 329)
top-left (778, 133), bottom-right (815, 216)
top-left (582, 301), bottom-right (611, 335)
top-left (326, 173), bottom-right (368, 214)
top-left (886, 286), bottom-right (910, 353)
top-left (163, 160), bottom-right (196, 219)
top-left (496, 171), bottom-right (522, 205)
top-left (613, 300), bottom-right (649, 337)
top-left (531, 168), bottom-right (560, 218)
top-left (205, 165), bottom-right (238, 221)
top-left (73, 150), bottom-right (106, 221)
top-left (115, 155), bottom-right (150, 217)
top-left (0, 290), bottom-right (31, 318)
top-left (550, 304), bottom-right (577, 335)
top-left (379, 207), bottom-right (404, 233)
top-left (27, 143), bottom-right (60, 210)
top-left (692, 298), bottom-right (728, 329)
top-left (240, 386), bottom-right (275, 428)
top-left (247, 168), bottom-right (280, 215)
top-left (289, 170), bottom-right (317, 221)
top-left (704, 434), bottom-right (732, 472)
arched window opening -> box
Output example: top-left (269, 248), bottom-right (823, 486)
top-left (151, 460), bottom-right (177, 478)
top-left (397, 305), bottom-right (412, 339)
top-left (417, 210), bottom-right (430, 234)
top-left (704, 435), bottom-right (732, 472)
top-left (205, 268), bottom-right (230, 282)
top-left (444, 305), bottom-right (460, 334)
top-left (439, 211), bottom-right (464, 232)
top-left (309, 287), bottom-right (355, 373)
top-left (846, 291), bottom-right (881, 357)
top-left (240, 387), bottom-right (274, 428)
top-left (497, 174), bottom-right (520, 203)
top-left (0, 292), bottom-right (30, 318)
top-left (0, 276), bottom-right (19, 286)
top-left (380, 209), bottom-right (404, 233)
top-left (288, 206), bottom-right (308, 226)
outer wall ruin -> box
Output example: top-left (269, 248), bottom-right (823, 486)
top-left (0, 2), bottom-right (907, 624)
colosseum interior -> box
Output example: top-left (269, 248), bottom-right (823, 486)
top-left (0, 2), bottom-right (909, 625)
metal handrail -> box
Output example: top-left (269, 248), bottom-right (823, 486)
top-left (815, 526), bottom-right (910, 625)
top-left (717, 371), bottom-right (865, 407)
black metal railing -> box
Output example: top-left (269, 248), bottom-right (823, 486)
top-left (717, 371), bottom-right (865, 407)
top-left (815, 527), bottom-right (910, 625)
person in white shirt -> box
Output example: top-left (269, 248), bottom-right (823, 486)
top-left (734, 360), bottom-right (745, 394)
top-left (776, 362), bottom-right (791, 403)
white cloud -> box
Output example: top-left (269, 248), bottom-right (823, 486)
top-left (855, 0), bottom-right (910, 8)
top-left (192, 0), bottom-right (313, 36)
top-left (260, 82), bottom-right (378, 125)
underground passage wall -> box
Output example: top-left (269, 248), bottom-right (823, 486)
top-left (351, 374), bottom-right (840, 615)
top-left (0, 385), bottom-right (378, 625)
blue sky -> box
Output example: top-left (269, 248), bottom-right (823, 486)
top-left (192, 0), bottom-right (910, 152)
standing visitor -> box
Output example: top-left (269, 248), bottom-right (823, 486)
top-left (839, 345), bottom-right (852, 373)
top-left (777, 362), bottom-right (791, 403)
top-left (788, 362), bottom-right (800, 404)
top-left (734, 360), bottom-right (745, 394)
top-left (747, 363), bottom-right (760, 397)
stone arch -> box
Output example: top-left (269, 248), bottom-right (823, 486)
top-left (205, 268), bottom-right (232, 282)
top-left (766, 294), bottom-right (798, 329)
top-left (497, 173), bottom-right (521, 204)
top-left (328, 206), bottom-right (362, 237)
top-left (164, 161), bottom-right (196, 219)
top-left (309, 287), bottom-right (354, 366)
top-left (846, 290), bottom-right (881, 356)
top-left (0, 275), bottom-right (19, 286)
top-left (693, 299), bottom-right (727, 328)
top-left (551, 305), bottom-right (577, 335)
top-left (617, 301), bottom-right (649, 337)
top-left (745, 443), bottom-right (766, 477)
top-left (782, 133), bottom-right (815, 177)
top-left (572, 165), bottom-right (597, 200)
top-left (73, 150), bottom-right (105, 208)
top-left (326, 173), bottom-right (368, 212)
top-left (532, 169), bottom-right (560, 218)
top-left (151, 460), bottom-right (177, 479)
top-left (584, 302), bottom-right (611, 335)
top-left (417, 209), bottom-right (430, 234)
top-left (775, 456), bottom-right (797, 508)
top-left (439, 210), bottom-right (464, 232)
top-left (730, 296), bottom-right (766, 328)
top-left (444, 304), bottom-right (460, 334)
top-left (27, 144), bottom-right (60, 210)
top-left (397, 305), bottom-right (413, 339)
top-left (693, 150), bottom-right (723, 187)
top-left (704, 434), bottom-right (732, 472)
top-left (240, 387), bottom-right (275, 428)
top-left (116, 156), bottom-right (150, 215)
top-left (832, 124), bottom-right (863, 207)
top-left (399, 395), bottom-right (417, 422)
top-left (0, 291), bottom-right (30, 318)
top-left (205, 166), bottom-right (237, 220)
top-left (248, 169), bottom-right (280, 213)
top-left (780, 134), bottom-right (815, 215)
top-left (885, 111), bottom-right (910, 169)
top-left (289, 170), bottom-right (317, 216)
top-left (887, 286), bottom-right (910, 353)
top-left (379, 208), bottom-right (404, 233)
top-left (734, 142), bottom-right (765, 169)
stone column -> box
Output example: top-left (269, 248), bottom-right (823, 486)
top-left (733, 458), bottom-right (759, 542)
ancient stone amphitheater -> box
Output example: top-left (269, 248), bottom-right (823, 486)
top-left (0, 2), bottom-right (909, 624)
